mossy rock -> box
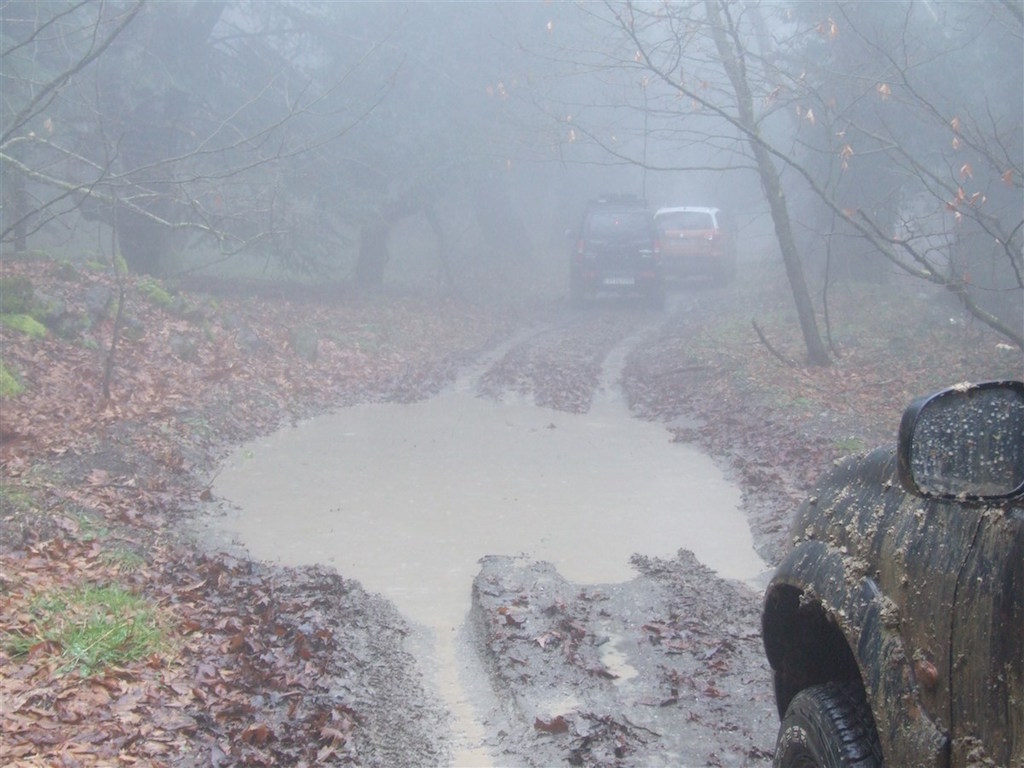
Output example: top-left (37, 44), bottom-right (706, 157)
top-left (31, 290), bottom-right (67, 327)
top-left (0, 276), bottom-right (34, 315)
top-left (288, 326), bottom-right (319, 362)
top-left (120, 315), bottom-right (146, 342)
top-left (54, 261), bottom-right (80, 281)
top-left (0, 313), bottom-right (47, 338)
top-left (138, 279), bottom-right (175, 310)
top-left (169, 333), bottom-right (198, 361)
top-left (0, 362), bottom-right (25, 397)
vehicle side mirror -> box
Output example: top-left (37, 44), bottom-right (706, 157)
top-left (897, 380), bottom-right (1024, 501)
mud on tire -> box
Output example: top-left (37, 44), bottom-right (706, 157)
top-left (773, 681), bottom-right (883, 768)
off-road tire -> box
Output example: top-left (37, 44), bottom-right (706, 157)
top-left (773, 682), bottom-right (883, 768)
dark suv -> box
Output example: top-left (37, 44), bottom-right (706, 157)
top-left (569, 195), bottom-right (663, 308)
top-left (762, 380), bottom-right (1023, 767)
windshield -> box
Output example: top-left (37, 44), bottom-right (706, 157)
top-left (585, 211), bottom-right (651, 238)
top-left (657, 211), bottom-right (716, 230)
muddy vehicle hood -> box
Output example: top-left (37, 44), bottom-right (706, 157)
top-left (770, 447), bottom-right (1023, 766)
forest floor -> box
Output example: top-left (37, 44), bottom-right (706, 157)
top-left (0, 254), bottom-right (1019, 766)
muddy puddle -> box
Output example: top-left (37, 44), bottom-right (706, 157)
top-left (207, 327), bottom-right (767, 764)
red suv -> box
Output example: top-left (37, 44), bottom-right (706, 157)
top-left (654, 206), bottom-right (736, 285)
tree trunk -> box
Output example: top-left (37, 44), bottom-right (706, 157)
top-left (705, 0), bottom-right (831, 366)
top-left (424, 205), bottom-right (456, 290)
top-left (355, 219), bottom-right (390, 288)
top-left (10, 171), bottom-right (27, 252)
top-left (756, 152), bottom-right (831, 365)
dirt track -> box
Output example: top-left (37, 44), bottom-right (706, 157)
top-left (4, 259), bottom-right (1015, 766)
top-left (454, 293), bottom-right (780, 766)
top-left (197, 292), bottom-right (782, 766)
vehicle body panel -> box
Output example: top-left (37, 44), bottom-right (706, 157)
top-left (764, 447), bottom-right (1023, 766)
top-left (571, 198), bottom-right (662, 304)
top-left (654, 206), bottom-right (735, 283)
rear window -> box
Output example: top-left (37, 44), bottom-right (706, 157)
top-left (656, 210), bottom-right (717, 230)
top-left (585, 211), bottom-right (651, 238)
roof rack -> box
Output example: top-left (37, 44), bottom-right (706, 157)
top-left (590, 193), bottom-right (647, 207)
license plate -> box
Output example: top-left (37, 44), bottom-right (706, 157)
top-left (604, 277), bottom-right (635, 286)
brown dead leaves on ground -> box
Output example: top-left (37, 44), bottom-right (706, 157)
top-left (0, 259), bottom-right (503, 467)
top-left (1, 526), bottom-right (365, 766)
top-left (1, 258), bottom-right (506, 766)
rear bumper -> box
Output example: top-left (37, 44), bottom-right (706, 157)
top-left (572, 266), bottom-right (661, 294)
top-left (661, 250), bottom-right (731, 279)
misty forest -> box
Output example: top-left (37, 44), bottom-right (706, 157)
top-left (1, 1), bottom-right (1022, 766)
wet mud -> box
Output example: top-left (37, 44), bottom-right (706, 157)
top-left (203, 296), bottom-right (778, 766)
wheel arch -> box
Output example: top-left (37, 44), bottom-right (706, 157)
top-left (762, 541), bottom-right (863, 721)
top-left (763, 540), bottom-right (949, 767)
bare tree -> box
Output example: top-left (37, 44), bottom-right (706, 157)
top-left (1, 1), bottom-right (390, 276)
top-left (542, 0), bottom-right (1022, 352)
top-left (787, 1), bottom-right (1023, 346)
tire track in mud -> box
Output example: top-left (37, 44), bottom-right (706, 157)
top-left (476, 306), bottom-right (666, 412)
top-left (207, 298), bottom-right (775, 767)
top-left (458, 302), bottom-right (775, 767)
top-left (470, 552), bottom-right (776, 767)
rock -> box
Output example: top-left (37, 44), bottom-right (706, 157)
top-left (32, 290), bottom-right (67, 330)
top-left (84, 284), bottom-right (113, 320)
top-left (235, 325), bottom-right (269, 354)
top-left (169, 333), bottom-right (198, 361)
top-left (121, 315), bottom-right (146, 342)
top-left (54, 310), bottom-right (90, 340)
top-left (288, 326), bottom-right (318, 362)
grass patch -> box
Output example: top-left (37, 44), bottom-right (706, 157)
top-left (4, 582), bottom-right (167, 675)
top-left (101, 547), bottom-right (148, 573)
top-left (1, 361), bottom-right (25, 396)
top-left (0, 313), bottom-right (47, 338)
top-left (0, 481), bottom-right (34, 514)
top-left (833, 435), bottom-right (867, 454)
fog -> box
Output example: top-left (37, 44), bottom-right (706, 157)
top-left (3, 1), bottom-right (1020, 344)
top-left (3, 3), bottom-right (1022, 763)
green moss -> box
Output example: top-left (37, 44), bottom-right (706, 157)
top-left (138, 278), bottom-right (175, 309)
top-left (0, 363), bottom-right (25, 397)
top-left (0, 313), bottom-right (47, 338)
